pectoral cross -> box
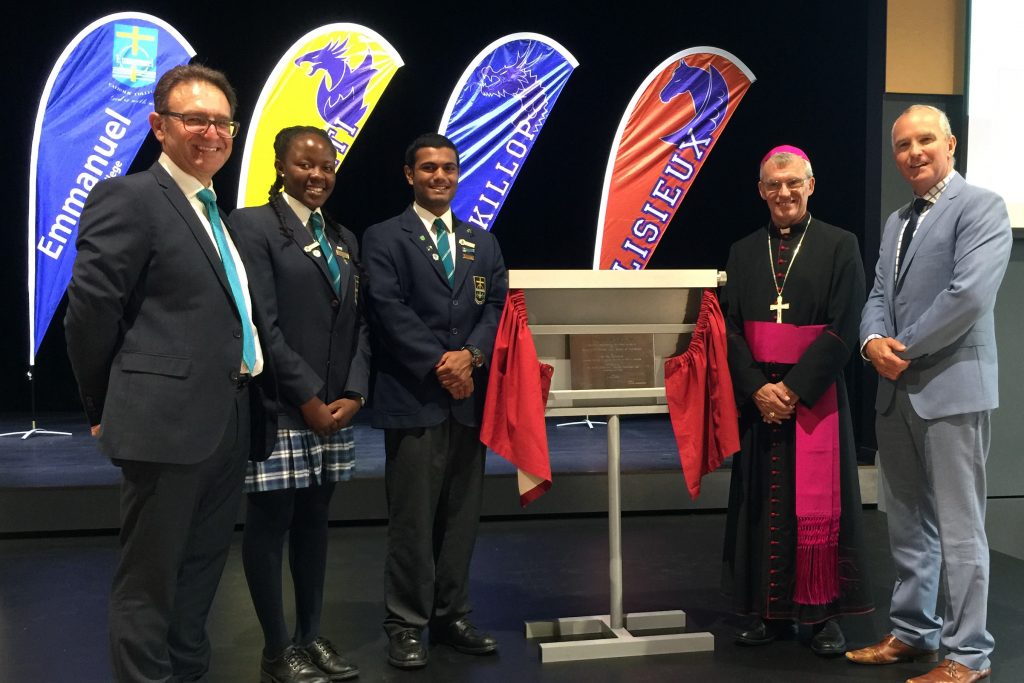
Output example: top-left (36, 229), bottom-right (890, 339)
top-left (769, 294), bottom-right (789, 323)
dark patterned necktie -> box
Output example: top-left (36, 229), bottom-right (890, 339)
top-left (433, 218), bottom-right (454, 286)
top-left (896, 197), bottom-right (932, 279)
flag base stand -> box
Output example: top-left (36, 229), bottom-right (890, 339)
top-left (524, 415), bottom-right (714, 663)
top-left (1, 423), bottom-right (72, 440)
top-left (2, 370), bottom-right (72, 439)
top-left (555, 415), bottom-right (607, 429)
top-left (525, 610), bottom-right (713, 662)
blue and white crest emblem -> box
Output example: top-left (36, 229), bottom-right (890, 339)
top-left (112, 24), bottom-right (158, 88)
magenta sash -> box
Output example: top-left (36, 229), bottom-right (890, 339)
top-left (744, 321), bottom-right (840, 605)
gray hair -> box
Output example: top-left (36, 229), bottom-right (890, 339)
top-left (891, 104), bottom-right (953, 149)
top-left (760, 152), bottom-right (813, 180)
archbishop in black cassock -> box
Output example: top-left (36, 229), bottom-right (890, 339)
top-left (720, 146), bottom-right (873, 656)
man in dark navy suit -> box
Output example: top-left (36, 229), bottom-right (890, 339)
top-left (363, 133), bottom-right (508, 669)
top-left (65, 64), bottom-right (274, 682)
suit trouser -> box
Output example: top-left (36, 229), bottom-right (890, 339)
top-left (382, 418), bottom-right (485, 636)
top-left (110, 387), bottom-right (250, 683)
top-left (876, 387), bottom-right (993, 671)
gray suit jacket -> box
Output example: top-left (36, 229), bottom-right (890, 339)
top-left (65, 163), bottom-right (276, 463)
top-left (860, 172), bottom-right (1012, 419)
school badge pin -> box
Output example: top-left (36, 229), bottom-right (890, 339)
top-left (473, 276), bottom-right (486, 304)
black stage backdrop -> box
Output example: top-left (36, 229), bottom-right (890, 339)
top-left (1, 0), bottom-right (886, 449)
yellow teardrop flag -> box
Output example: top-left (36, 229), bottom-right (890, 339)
top-left (236, 23), bottom-right (403, 208)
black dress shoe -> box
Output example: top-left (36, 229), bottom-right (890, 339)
top-left (810, 619), bottom-right (847, 657)
top-left (304, 637), bottom-right (359, 680)
top-left (431, 618), bottom-right (498, 655)
top-left (388, 630), bottom-right (427, 669)
top-left (734, 618), bottom-right (796, 646)
top-left (260, 646), bottom-right (331, 683)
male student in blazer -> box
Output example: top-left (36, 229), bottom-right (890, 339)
top-left (65, 64), bottom-right (275, 682)
top-left (363, 132), bottom-right (508, 670)
top-left (851, 105), bottom-right (1012, 683)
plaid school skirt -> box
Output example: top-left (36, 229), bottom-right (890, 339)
top-left (244, 425), bottom-right (355, 493)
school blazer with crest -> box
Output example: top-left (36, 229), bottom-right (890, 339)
top-left (231, 201), bottom-right (370, 430)
top-left (363, 205), bottom-right (508, 430)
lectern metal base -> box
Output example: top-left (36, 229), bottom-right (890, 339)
top-left (525, 610), bottom-right (714, 662)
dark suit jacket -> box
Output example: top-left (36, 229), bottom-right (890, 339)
top-left (861, 172), bottom-right (1012, 419)
top-left (65, 163), bottom-right (276, 464)
top-left (363, 206), bottom-right (507, 429)
top-left (231, 200), bottom-right (370, 429)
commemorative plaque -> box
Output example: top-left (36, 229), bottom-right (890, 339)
top-left (569, 333), bottom-right (655, 390)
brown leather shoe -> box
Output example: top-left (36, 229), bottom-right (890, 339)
top-left (906, 659), bottom-right (991, 683)
top-left (845, 634), bottom-right (938, 665)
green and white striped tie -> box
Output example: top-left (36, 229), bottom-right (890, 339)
top-left (433, 218), bottom-right (454, 287)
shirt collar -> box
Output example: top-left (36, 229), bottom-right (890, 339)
top-left (158, 153), bottom-right (210, 200)
top-left (281, 191), bottom-right (320, 229)
top-left (412, 202), bottom-right (453, 233)
top-left (769, 212), bottom-right (812, 240)
top-left (917, 170), bottom-right (955, 205)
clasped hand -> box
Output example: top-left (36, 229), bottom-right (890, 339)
top-left (754, 382), bottom-right (799, 425)
top-left (300, 396), bottom-right (361, 437)
top-left (865, 337), bottom-right (910, 380)
top-left (436, 349), bottom-right (474, 400)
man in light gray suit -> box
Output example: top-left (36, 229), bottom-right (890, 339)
top-left (848, 105), bottom-right (1011, 683)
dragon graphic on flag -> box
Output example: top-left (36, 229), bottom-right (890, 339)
top-left (439, 33), bottom-right (578, 232)
top-left (294, 38), bottom-right (377, 135)
top-left (236, 24), bottom-right (402, 208)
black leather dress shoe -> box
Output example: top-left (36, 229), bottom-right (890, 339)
top-left (810, 619), bottom-right (847, 657)
top-left (260, 646), bottom-right (331, 683)
top-left (304, 637), bottom-right (359, 680)
top-left (388, 630), bottom-right (427, 669)
top-left (734, 618), bottom-right (796, 646)
top-left (431, 618), bottom-right (498, 655)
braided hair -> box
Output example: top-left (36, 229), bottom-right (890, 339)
top-left (266, 125), bottom-right (365, 297)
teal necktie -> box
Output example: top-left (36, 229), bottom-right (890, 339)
top-left (310, 213), bottom-right (341, 295)
top-left (196, 188), bottom-right (257, 371)
top-left (433, 218), bottom-right (454, 287)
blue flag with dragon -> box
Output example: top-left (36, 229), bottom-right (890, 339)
top-left (439, 33), bottom-right (577, 232)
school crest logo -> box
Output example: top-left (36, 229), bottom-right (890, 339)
top-left (112, 24), bottom-right (158, 88)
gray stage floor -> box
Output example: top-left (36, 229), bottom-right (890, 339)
top-left (2, 412), bottom-right (736, 533)
top-left (2, 511), bottom-right (1023, 682)
top-left (2, 414), bottom-right (1019, 680)
top-left (0, 412), bottom-right (684, 488)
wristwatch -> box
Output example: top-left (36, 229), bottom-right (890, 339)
top-left (461, 345), bottom-right (484, 368)
top-left (342, 391), bottom-right (365, 407)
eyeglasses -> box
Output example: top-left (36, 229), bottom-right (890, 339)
top-left (160, 111), bottom-right (240, 138)
top-left (761, 177), bottom-right (811, 193)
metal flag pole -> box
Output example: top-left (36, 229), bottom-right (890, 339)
top-left (1, 366), bottom-right (72, 439)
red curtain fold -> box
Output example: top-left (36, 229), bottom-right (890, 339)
top-left (664, 289), bottom-right (740, 501)
top-left (481, 289), bottom-right (553, 506)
